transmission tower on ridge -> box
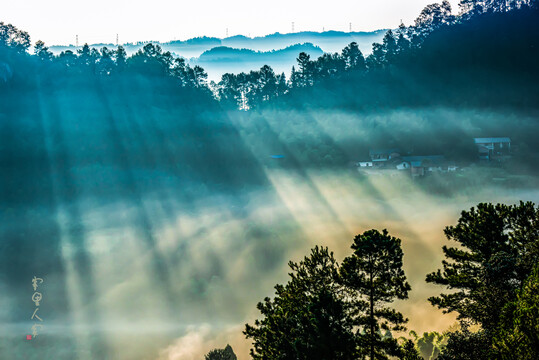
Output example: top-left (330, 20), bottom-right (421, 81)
top-left (292, 22), bottom-right (295, 33)
top-left (76, 35), bottom-right (78, 47)
top-left (116, 34), bottom-right (119, 46)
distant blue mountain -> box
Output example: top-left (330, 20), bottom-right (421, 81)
top-left (196, 43), bottom-right (324, 63)
top-left (191, 43), bottom-right (325, 80)
top-left (48, 30), bottom-right (387, 81)
top-left (49, 30), bottom-right (386, 58)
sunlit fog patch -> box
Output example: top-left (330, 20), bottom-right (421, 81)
top-left (2, 98), bottom-right (539, 359)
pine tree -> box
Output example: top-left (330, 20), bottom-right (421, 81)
top-left (426, 202), bottom-right (539, 334)
top-left (340, 229), bottom-right (411, 360)
top-left (244, 246), bottom-right (358, 360)
top-left (115, 46), bottom-right (127, 72)
top-left (205, 344), bottom-right (238, 360)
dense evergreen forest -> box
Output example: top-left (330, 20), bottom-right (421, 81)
top-left (1, 1), bottom-right (538, 110)
top-left (1, 1), bottom-right (539, 360)
top-left (2, 0), bottom-right (539, 169)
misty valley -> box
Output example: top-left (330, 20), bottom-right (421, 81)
top-left (1, 1), bottom-right (539, 360)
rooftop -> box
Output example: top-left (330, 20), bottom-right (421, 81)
top-left (369, 148), bottom-right (401, 156)
top-left (474, 137), bottom-right (510, 144)
top-left (401, 155), bottom-right (445, 162)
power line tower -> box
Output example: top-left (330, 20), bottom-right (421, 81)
top-left (226, 28), bottom-right (228, 37)
top-left (116, 34), bottom-right (119, 46)
top-left (76, 35), bottom-right (78, 47)
top-left (349, 22), bottom-right (352, 32)
top-left (292, 22), bottom-right (295, 33)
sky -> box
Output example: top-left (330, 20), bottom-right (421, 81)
top-left (3, 0), bottom-right (460, 46)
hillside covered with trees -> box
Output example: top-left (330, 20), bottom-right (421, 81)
top-left (2, 1), bottom-right (538, 111)
top-left (214, 1), bottom-right (539, 110)
top-left (1, 1), bottom-right (539, 360)
top-left (4, 0), bottom-right (537, 169)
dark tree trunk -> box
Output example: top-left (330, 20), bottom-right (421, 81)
top-left (370, 265), bottom-right (375, 360)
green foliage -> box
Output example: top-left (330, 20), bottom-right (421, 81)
top-left (268, 4), bottom-right (539, 110)
top-left (245, 230), bottom-right (411, 360)
top-left (216, 66), bottom-right (288, 109)
top-left (408, 331), bottom-right (447, 360)
top-left (341, 42), bottom-right (366, 71)
top-left (0, 26), bottom-right (212, 94)
top-left (34, 40), bottom-right (53, 61)
top-left (115, 45), bottom-right (127, 72)
top-left (341, 229), bottom-right (411, 360)
top-left (205, 344), bottom-right (238, 360)
top-left (426, 202), bottom-right (539, 333)
top-left (0, 21), bottom-right (30, 52)
top-left (399, 339), bottom-right (423, 360)
top-left (97, 47), bottom-right (115, 75)
top-left (493, 264), bottom-right (539, 359)
top-left (3, 2), bottom-right (539, 112)
top-left (244, 246), bottom-right (358, 360)
top-left (458, 0), bottom-right (535, 18)
top-left (413, 1), bottom-right (454, 38)
top-left (437, 325), bottom-right (491, 360)
top-left (428, 201), bottom-right (538, 358)
top-left (296, 52), bottom-right (313, 87)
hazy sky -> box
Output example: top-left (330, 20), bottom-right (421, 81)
top-left (3, 0), bottom-right (459, 45)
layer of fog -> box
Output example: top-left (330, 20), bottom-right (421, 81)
top-left (1, 105), bottom-right (538, 359)
top-left (47, 31), bottom-right (385, 81)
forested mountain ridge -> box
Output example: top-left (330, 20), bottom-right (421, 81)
top-left (47, 30), bottom-right (386, 57)
top-left (1, 1), bottom-right (539, 174)
top-left (192, 43), bottom-right (324, 81)
top-left (1, 2), bottom-right (539, 360)
top-left (215, 1), bottom-right (539, 110)
top-left (196, 43), bottom-right (323, 63)
top-left (1, 1), bottom-right (538, 111)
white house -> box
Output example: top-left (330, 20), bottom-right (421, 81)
top-left (357, 161), bottom-right (374, 168)
top-left (396, 161), bottom-right (411, 170)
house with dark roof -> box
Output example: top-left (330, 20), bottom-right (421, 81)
top-left (473, 137), bottom-right (511, 161)
top-left (357, 151), bottom-right (455, 177)
top-left (401, 155), bottom-right (446, 177)
top-left (368, 148), bottom-right (401, 162)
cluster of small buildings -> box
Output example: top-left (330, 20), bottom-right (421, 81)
top-left (356, 149), bottom-right (456, 177)
top-left (356, 137), bottom-right (511, 177)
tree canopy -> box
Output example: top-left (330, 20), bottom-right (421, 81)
top-left (205, 344), bottom-right (238, 360)
top-left (245, 202), bottom-right (538, 359)
top-left (244, 246), bottom-right (358, 360)
top-left (245, 230), bottom-right (413, 360)
top-left (1, 1), bottom-right (539, 111)
top-left (340, 229), bottom-right (411, 360)
top-left (427, 201), bottom-right (539, 357)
